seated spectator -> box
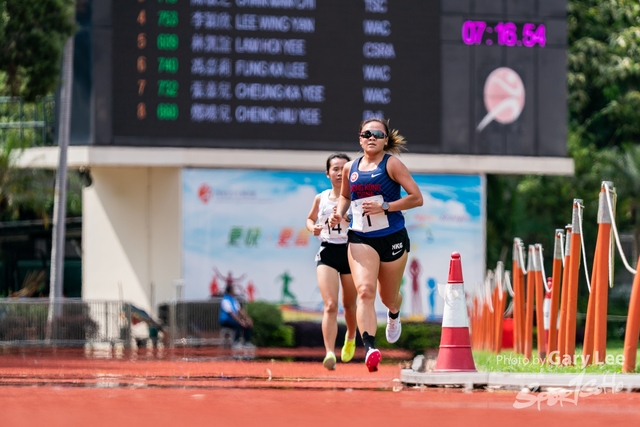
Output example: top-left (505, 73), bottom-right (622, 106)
top-left (219, 284), bottom-right (255, 349)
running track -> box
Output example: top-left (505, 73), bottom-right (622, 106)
top-left (2, 347), bottom-right (640, 426)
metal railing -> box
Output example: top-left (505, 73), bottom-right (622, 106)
top-left (0, 298), bottom-right (132, 347)
top-left (159, 298), bottom-right (237, 348)
top-left (0, 298), bottom-right (246, 349)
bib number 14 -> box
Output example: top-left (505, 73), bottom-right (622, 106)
top-left (325, 218), bottom-right (343, 234)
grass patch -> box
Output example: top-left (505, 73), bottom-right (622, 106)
top-left (473, 344), bottom-right (640, 374)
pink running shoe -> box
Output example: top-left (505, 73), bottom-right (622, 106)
top-left (365, 348), bottom-right (381, 372)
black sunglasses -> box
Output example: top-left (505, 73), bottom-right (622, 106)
top-left (359, 130), bottom-right (387, 139)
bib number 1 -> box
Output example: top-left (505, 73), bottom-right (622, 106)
top-left (350, 195), bottom-right (389, 233)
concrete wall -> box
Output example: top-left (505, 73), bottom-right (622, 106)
top-left (82, 167), bottom-right (181, 314)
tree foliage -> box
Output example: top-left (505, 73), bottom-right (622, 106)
top-left (569, 0), bottom-right (640, 148)
top-left (0, 133), bottom-right (52, 223)
top-left (0, 2), bottom-right (81, 223)
top-left (0, 0), bottom-right (75, 101)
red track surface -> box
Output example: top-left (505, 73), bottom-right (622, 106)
top-left (2, 347), bottom-right (640, 426)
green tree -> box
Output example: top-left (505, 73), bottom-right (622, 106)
top-left (0, 0), bottom-right (76, 101)
top-left (0, 131), bottom-right (84, 224)
top-left (0, 133), bottom-right (52, 223)
top-left (0, 1), bottom-right (82, 222)
top-left (568, 0), bottom-right (640, 149)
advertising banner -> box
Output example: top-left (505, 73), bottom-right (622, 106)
top-left (182, 168), bottom-right (484, 320)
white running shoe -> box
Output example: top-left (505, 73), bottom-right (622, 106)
top-left (385, 311), bottom-right (401, 343)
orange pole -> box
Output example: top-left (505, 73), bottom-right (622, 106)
top-left (557, 225), bottom-right (572, 362)
top-left (475, 296), bottom-right (482, 350)
top-left (490, 282), bottom-right (499, 351)
top-left (475, 296), bottom-right (483, 350)
top-left (475, 293), bottom-right (484, 351)
top-left (514, 239), bottom-right (526, 354)
top-left (493, 261), bottom-right (506, 353)
top-left (512, 239), bottom-right (522, 354)
top-left (582, 244), bottom-right (599, 367)
top-left (470, 297), bottom-right (479, 350)
top-left (482, 273), bottom-right (493, 351)
top-left (477, 297), bottom-right (485, 350)
top-left (547, 229), bottom-right (564, 363)
top-left (534, 244), bottom-right (546, 359)
top-left (480, 289), bottom-right (489, 350)
top-left (623, 256), bottom-right (640, 373)
top-left (594, 183), bottom-right (615, 364)
top-left (473, 291), bottom-right (483, 351)
top-left (564, 199), bottom-right (583, 364)
top-left (518, 243), bottom-right (527, 354)
top-left (524, 245), bottom-right (535, 360)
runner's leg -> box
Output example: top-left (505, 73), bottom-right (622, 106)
top-left (317, 264), bottom-right (341, 354)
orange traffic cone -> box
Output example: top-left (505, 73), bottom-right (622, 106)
top-left (435, 252), bottom-right (477, 372)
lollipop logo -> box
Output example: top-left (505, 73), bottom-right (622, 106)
top-left (477, 67), bottom-right (525, 132)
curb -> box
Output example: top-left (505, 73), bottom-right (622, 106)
top-left (400, 369), bottom-right (640, 391)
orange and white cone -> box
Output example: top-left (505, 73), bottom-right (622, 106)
top-left (435, 252), bottom-right (477, 372)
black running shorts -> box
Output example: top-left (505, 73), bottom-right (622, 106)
top-left (316, 242), bottom-right (351, 274)
top-left (347, 228), bottom-right (410, 262)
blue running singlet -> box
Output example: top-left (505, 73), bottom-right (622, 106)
top-left (348, 154), bottom-right (404, 237)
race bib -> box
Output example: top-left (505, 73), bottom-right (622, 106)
top-left (350, 195), bottom-right (389, 233)
top-left (319, 212), bottom-right (350, 241)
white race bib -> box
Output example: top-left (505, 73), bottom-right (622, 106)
top-left (318, 212), bottom-right (350, 242)
top-left (350, 195), bottom-right (389, 233)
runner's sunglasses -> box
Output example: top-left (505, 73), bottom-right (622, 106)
top-left (359, 130), bottom-right (387, 139)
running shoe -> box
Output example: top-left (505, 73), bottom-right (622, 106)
top-left (323, 351), bottom-right (337, 370)
top-left (341, 333), bottom-right (356, 363)
top-left (385, 311), bottom-right (401, 344)
top-left (365, 348), bottom-right (381, 372)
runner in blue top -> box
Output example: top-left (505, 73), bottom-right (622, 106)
top-left (329, 118), bottom-right (423, 372)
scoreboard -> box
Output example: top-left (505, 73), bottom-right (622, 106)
top-left (440, 1), bottom-right (567, 157)
top-left (90, 0), bottom-right (567, 156)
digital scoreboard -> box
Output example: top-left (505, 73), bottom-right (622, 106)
top-left (105, 0), bottom-right (440, 151)
top-left (90, 0), bottom-right (567, 156)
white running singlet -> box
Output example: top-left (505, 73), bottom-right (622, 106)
top-left (317, 189), bottom-right (350, 244)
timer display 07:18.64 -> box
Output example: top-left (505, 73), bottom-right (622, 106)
top-left (462, 21), bottom-right (546, 47)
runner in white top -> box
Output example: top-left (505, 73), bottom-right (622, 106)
top-left (316, 189), bottom-right (350, 244)
top-left (306, 153), bottom-right (358, 371)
